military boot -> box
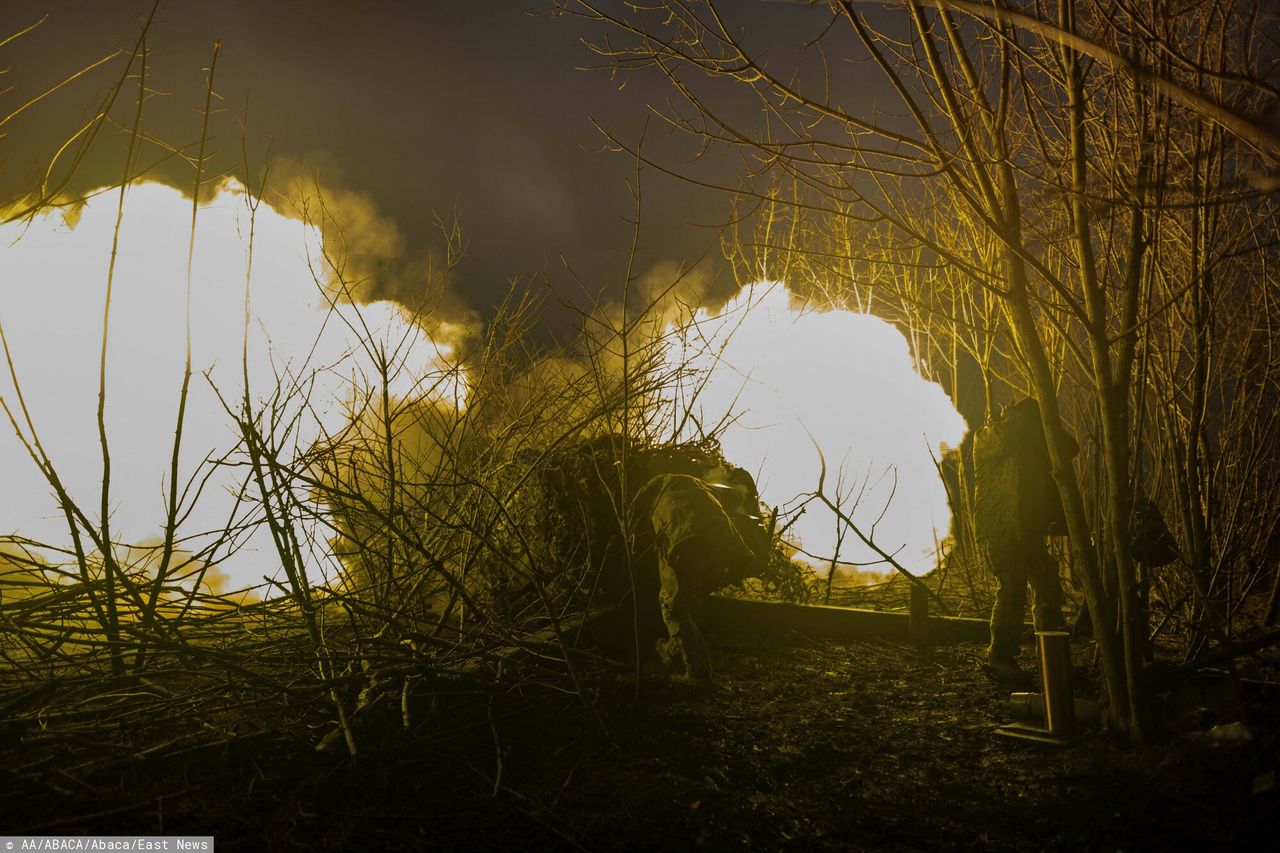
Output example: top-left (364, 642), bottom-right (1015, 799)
top-left (983, 651), bottom-right (1035, 689)
top-left (655, 636), bottom-right (679, 668)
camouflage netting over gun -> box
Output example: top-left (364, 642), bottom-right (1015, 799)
top-left (484, 435), bottom-right (803, 653)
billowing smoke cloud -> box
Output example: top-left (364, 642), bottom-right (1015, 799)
top-left (665, 282), bottom-right (967, 575)
top-left (630, 258), bottom-right (734, 329)
top-left (266, 155), bottom-right (481, 351)
top-left (535, 258), bottom-right (735, 427)
top-left (0, 179), bottom-right (461, 592)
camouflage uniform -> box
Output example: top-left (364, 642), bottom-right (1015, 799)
top-left (644, 472), bottom-right (765, 680)
top-left (973, 399), bottom-right (1074, 671)
top-left (1131, 494), bottom-right (1178, 569)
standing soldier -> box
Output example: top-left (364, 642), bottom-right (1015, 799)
top-left (640, 468), bottom-right (769, 682)
top-left (972, 399), bottom-right (1077, 683)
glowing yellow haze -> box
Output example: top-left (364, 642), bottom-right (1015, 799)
top-left (0, 181), bottom-right (457, 592)
top-left (668, 283), bottom-right (967, 575)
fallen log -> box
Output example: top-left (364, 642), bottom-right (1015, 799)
top-left (1173, 625), bottom-right (1280, 675)
top-left (702, 596), bottom-right (997, 644)
top-left (435, 594), bottom-right (1009, 667)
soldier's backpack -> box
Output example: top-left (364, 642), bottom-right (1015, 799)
top-left (973, 399), bottom-right (1075, 540)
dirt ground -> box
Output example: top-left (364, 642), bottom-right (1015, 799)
top-left (6, 628), bottom-right (1276, 851)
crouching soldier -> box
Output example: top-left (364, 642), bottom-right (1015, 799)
top-left (641, 469), bottom-right (769, 682)
top-left (973, 398), bottom-right (1078, 684)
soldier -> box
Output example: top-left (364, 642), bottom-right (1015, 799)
top-left (972, 398), bottom-right (1077, 684)
top-left (640, 468), bottom-right (769, 682)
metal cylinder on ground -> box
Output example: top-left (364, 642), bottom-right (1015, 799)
top-left (1009, 692), bottom-right (1102, 726)
top-left (1036, 630), bottom-right (1075, 737)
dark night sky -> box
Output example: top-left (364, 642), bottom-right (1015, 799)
top-left (1, 1), bottom-right (874, 326)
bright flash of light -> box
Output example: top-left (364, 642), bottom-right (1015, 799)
top-left (0, 180), bottom-right (462, 592)
top-left (666, 282), bottom-right (967, 576)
